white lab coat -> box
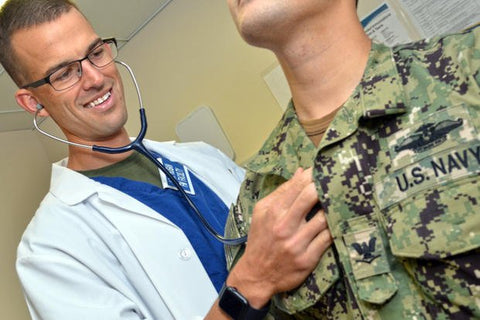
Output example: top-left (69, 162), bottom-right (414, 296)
top-left (16, 140), bottom-right (245, 320)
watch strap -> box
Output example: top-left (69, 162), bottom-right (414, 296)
top-left (242, 301), bottom-right (270, 320)
top-left (219, 284), bottom-right (270, 320)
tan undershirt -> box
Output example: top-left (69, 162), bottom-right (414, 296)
top-left (299, 108), bottom-right (340, 147)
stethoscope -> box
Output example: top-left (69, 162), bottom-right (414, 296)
top-left (33, 60), bottom-right (247, 246)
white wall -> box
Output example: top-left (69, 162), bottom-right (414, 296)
top-left (0, 130), bottom-right (51, 320)
top-left (118, 0), bottom-right (282, 164)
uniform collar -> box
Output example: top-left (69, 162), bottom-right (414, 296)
top-left (359, 41), bottom-right (408, 118)
top-left (244, 103), bottom-right (316, 179)
top-left (246, 42), bottom-right (408, 177)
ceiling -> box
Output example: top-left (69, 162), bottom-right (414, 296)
top-left (0, 0), bottom-right (172, 132)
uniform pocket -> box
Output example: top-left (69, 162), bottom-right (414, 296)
top-left (373, 104), bottom-right (480, 258)
top-left (371, 103), bottom-right (480, 316)
top-left (383, 175), bottom-right (480, 258)
top-left (379, 176), bottom-right (480, 318)
top-left (342, 215), bottom-right (398, 305)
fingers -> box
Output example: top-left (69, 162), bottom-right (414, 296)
top-left (296, 208), bottom-right (331, 255)
top-left (262, 167), bottom-right (313, 211)
top-left (252, 167), bottom-right (322, 237)
top-left (236, 167), bottom-right (333, 298)
top-left (306, 226), bottom-right (333, 266)
top-left (302, 208), bottom-right (328, 236)
top-left (286, 180), bottom-right (320, 224)
top-left (289, 210), bottom-right (332, 272)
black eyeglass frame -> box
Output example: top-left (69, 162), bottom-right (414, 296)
top-left (21, 38), bottom-right (118, 91)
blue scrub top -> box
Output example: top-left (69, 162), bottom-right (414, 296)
top-left (92, 156), bottom-right (229, 292)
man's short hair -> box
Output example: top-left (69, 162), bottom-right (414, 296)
top-left (0, 0), bottom-right (79, 87)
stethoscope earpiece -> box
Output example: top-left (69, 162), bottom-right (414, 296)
top-left (36, 103), bottom-right (44, 110)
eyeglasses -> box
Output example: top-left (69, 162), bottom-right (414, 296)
top-left (21, 38), bottom-right (118, 91)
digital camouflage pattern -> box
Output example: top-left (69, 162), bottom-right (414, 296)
top-left (225, 25), bottom-right (480, 319)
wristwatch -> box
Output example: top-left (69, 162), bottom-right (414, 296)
top-left (218, 284), bottom-right (270, 320)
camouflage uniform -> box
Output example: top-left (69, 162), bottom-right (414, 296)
top-left (225, 25), bottom-right (480, 319)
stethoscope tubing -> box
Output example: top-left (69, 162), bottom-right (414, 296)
top-left (33, 60), bottom-right (247, 246)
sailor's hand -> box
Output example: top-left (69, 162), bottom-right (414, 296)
top-left (227, 168), bottom-right (332, 309)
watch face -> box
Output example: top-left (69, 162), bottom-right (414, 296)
top-left (219, 286), bottom-right (248, 318)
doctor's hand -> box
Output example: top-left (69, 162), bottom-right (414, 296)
top-left (226, 167), bottom-right (332, 309)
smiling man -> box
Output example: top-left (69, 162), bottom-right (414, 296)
top-left (0, 0), bottom-right (332, 319)
top-left (12, 11), bottom-right (129, 170)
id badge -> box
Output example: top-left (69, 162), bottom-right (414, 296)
top-left (157, 157), bottom-right (196, 195)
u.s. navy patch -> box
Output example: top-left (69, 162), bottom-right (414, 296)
top-left (157, 157), bottom-right (196, 195)
top-left (375, 105), bottom-right (480, 209)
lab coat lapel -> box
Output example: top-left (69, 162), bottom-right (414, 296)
top-left (50, 160), bottom-right (178, 227)
top-left (96, 185), bottom-right (178, 226)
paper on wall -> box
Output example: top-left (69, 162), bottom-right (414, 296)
top-left (361, 3), bottom-right (413, 46)
top-left (397, 0), bottom-right (480, 39)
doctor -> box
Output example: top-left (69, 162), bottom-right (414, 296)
top-left (0, 0), bottom-right (332, 319)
